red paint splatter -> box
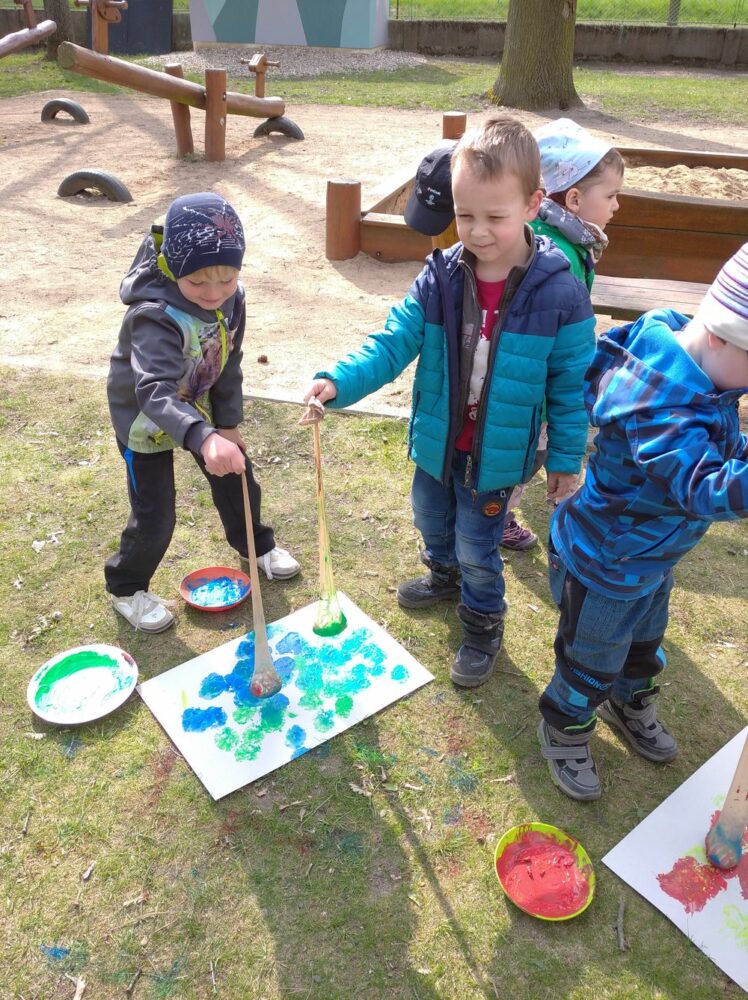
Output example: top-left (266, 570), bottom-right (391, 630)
top-left (658, 813), bottom-right (748, 914)
top-left (657, 856), bottom-right (729, 913)
top-left (496, 831), bottom-right (591, 919)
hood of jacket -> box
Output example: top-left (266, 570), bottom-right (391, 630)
top-left (551, 308), bottom-right (747, 599)
top-left (119, 230), bottom-right (240, 319)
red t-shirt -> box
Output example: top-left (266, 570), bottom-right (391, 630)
top-left (455, 277), bottom-right (506, 452)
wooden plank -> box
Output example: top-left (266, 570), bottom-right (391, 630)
top-left (617, 145), bottom-right (748, 172)
top-left (592, 275), bottom-right (708, 321)
top-left (614, 188), bottom-right (748, 235)
top-left (360, 212), bottom-right (430, 263)
top-left (598, 227), bottom-right (743, 283)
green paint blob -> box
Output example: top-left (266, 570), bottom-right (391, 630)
top-left (723, 904), bottom-right (748, 951)
top-left (215, 727), bottom-right (239, 752)
top-left (313, 596), bottom-right (347, 637)
top-left (335, 695), bottom-right (353, 717)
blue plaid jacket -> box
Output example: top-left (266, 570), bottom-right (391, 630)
top-left (552, 309), bottom-right (748, 598)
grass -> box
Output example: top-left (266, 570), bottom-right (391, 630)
top-left (390, 0), bottom-right (747, 25)
top-left (2, 49), bottom-right (748, 125)
top-left (0, 366), bottom-right (746, 998)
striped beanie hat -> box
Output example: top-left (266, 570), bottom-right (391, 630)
top-left (696, 242), bottom-right (748, 349)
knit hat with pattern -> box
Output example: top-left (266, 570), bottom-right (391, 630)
top-left (696, 242), bottom-right (748, 349)
top-left (161, 192), bottom-right (245, 279)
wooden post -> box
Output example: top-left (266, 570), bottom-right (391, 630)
top-left (204, 68), bottom-right (227, 163)
top-left (442, 111), bottom-right (467, 141)
top-left (326, 180), bottom-right (361, 261)
top-left (74, 0), bottom-right (127, 56)
top-left (241, 53), bottom-right (280, 99)
top-left (164, 64), bottom-right (193, 157)
top-left (14, 0), bottom-right (36, 29)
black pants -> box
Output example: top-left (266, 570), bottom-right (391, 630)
top-left (105, 440), bottom-right (275, 597)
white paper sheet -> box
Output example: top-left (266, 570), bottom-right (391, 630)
top-left (603, 727), bottom-right (748, 993)
top-left (138, 593), bottom-right (433, 799)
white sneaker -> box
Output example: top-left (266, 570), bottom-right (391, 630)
top-left (257, 546), bottom-right (300, 581)
top-left (112, 590), bottom-right (175, 633)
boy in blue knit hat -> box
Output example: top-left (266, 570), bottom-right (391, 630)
top-left (538, 242), bottom-right (748, 801)
top-left (106, 192), bottom-right (299, 633)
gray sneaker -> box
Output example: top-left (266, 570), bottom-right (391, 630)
top-left (597, 688), bottom-right (678, 762)
top-left (537, 719), bottom-right (601, 802)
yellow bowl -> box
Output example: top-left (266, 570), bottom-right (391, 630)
top-left (494, 822), bottom-right (595, 921)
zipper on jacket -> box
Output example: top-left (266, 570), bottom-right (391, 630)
top-left (408, 390), bottom-right (421, 459)
top-left (468, 265), bottom-right (524, 489)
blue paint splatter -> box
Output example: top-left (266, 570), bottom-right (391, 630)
top-left (446, 756), bottom-right (479, 793)
top-left (182, 706), bottom-right (227, 731)
top-left (62, 734), bottom-right (82, 759)
top-left (41, 945), bottom-right (70, 961)
top-left (443, 804), bottom-right (463, 826)
top-left (196, 625), bottom-right (411, 758)
top-left (286, 724), bottom-right (306, 749)
top-left (187, 576), bottom-right (248, 608)
top-left (199, 673), bottom-right (227, 699)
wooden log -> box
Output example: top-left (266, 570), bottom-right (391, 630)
top-left (0, 19), bottom-right (56, 58)
top-left (57, 42), bottom-right (285, 119)
top-left (204, 68), bottom-right (227, 163)
top-left (164, 64), bottom-right (193, 158)
top-left (326, 180), bottom-right (361, 261)
top-left (442, 111), bottom-right (466, 141)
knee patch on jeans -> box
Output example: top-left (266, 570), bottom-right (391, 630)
top-left (554, 636), bottom-right (614, 707)
top-left (622, 636), bottom-right (666, 680)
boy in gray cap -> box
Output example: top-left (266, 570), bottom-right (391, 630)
top-left (106, 192), bottom-right (299, 632)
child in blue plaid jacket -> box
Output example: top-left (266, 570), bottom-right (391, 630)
top-left (538, 243), bottom-right (748, 801)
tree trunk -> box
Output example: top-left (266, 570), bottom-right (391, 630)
top-left (43, 0), bottom-right (73, 61)
top-left (492, 0), bottom-right (582, 111)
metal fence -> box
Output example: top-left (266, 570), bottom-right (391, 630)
top-left (390, 1), bottom-right (748, 26)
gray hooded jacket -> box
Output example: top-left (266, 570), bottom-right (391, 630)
top-left (107, 229), bottom-right (246, 455)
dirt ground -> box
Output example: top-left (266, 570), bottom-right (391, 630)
top-left (0, 91), bottom-right (747, 416)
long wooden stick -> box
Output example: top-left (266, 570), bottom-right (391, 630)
top-left (240, 472), bottom-right (281, 698)
top-left (300, 402), bottom-right (346, 636)
top-left (706, 731), bottom-right (748, 869)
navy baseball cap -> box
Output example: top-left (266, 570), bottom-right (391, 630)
top-left (404, 142), bottom-right (456, 237)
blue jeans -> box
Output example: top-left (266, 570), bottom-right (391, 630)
top-left (539, 541), bottom-right (672, 730)
top-left (411, 451), bottom-right (509, 615)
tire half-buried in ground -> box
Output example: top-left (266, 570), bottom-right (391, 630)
top-left (57, 169), bottom-right (133, 203)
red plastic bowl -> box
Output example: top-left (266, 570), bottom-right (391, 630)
top-left (179, 566), bottom-right (251, 613)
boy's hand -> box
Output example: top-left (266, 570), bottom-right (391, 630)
top-left (217, 426), bottom-right (247, 452)
top-left (303, 378), bottom-right (337, 405)
top-left (546, 472), bottom-right (578, 505)
top-left (200, 432), bottom-right (246, 477)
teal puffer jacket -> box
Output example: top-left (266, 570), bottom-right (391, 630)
top-left (316, 237), bottom-right (595, 493)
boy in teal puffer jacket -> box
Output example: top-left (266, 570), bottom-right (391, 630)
top-left (305, 117), bottom-right (595, 688)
